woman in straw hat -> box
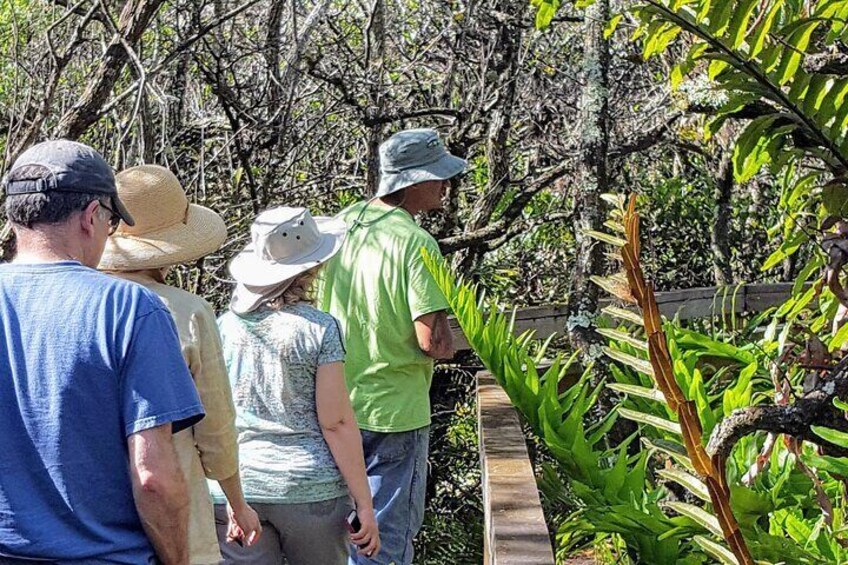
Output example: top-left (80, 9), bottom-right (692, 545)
top-left (214, 206), bottom-right (379, 564)
top-left (99, 164), bottom-right (261, 563)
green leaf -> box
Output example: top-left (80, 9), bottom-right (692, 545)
top-left (693, 535), bottom-right (739, 565)
top-left (603, 347), bottom-right (654, 376)
top-left (607, 382), bottom-right (667, 403)
top-left (602, 305), bottom-right (644, 326)
top-left (812, 425), bottom-right (848, 448)
top-left (619, 407), bottom-right (682, 435)
top-left (805, 453), bottom-right (848, 476)
top-left (706, 0), bottom-right (737, 36)
top-left (709, 58), bottom-right (730, 80)
top-left (596, 328), bottom-right (649, 351)
top-left (829, 319), bottom-right (848, 351)
top-left (802, 74), bottom-right (831, 117)
top-left (641, 437), bottom-right (694, 470)
top-left (723, 362), bottom-right (756, 415)
top-left (749, 0), bottom-right (784, 58)
top-left (604, 13), bottom-right (623, 39)
top-left (773, 21), bottom-right (821, 85)
top-left (786, 284), bottom-right (816, 319)
top-left (666, 502), bottom-right (722, 536)
top-left (729, 0), bottom-right (761, 49)
top-left (534, 0), bottom-right (562, 30)
top-left (583, 229), bottom-right (627, 247)
top-left (657, 468), bottom-right (710, 501)
top-left (761, 229), bottom-right (808, 271)
top-left (733, 114), bottom-right (780, 181)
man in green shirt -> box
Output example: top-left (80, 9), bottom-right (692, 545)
top-left (319, 129), bottom-right (464, 565)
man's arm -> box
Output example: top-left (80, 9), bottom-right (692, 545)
top-left (414, 310), bottom-right (455, 359)
top-left (128, 424), bottom-right (190, 565)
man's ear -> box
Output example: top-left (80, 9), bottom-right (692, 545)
top-left (79, 200), bottom-right (99, 237)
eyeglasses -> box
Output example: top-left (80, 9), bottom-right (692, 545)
top-left (99, 200), bottom-right (122, 235)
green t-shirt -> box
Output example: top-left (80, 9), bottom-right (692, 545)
top-left (317, 200), bottom-right (449, 432)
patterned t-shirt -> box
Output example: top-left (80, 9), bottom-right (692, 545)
top-left (211, 303), bottom-right (348, 504)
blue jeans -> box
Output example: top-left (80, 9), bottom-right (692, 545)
top-left (349, 426), bottom-right (429, 565)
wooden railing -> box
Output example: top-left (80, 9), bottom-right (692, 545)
top-left (454, 283), bottom-right (793, 350)
top-left (472, 283), bottom-right (794, 563)
top-left (478, 371), bottom-right (555, 565)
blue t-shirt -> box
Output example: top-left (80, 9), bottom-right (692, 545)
top-left (0, 262), bottom-right (205, 564)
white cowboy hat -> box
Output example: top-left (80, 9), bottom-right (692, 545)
top-left (228, 207), bottom-right (346, 313)
top-left (98, 165), bottom-right (227, 271)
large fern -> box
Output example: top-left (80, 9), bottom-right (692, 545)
top-left (423, 248), bottom-right (724, 562)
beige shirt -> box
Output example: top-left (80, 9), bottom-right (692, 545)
top-left (116, 272), bottom-right (238, 564)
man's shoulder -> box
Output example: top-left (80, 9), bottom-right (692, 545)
top-left (398, 223), bottom-right (441, 255)
top-left (336, 200), bottom-right (366, 222)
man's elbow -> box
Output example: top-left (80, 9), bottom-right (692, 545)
top-left (419, 338), bottom-right (455, 360)
top-left (134, 468), bottom-right (185, 500)
top-left (320, 417), bottom-right (346, 434)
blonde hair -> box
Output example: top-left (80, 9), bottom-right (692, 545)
top-left (266, 265), bottom-right (322, 309)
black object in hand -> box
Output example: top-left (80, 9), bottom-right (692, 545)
top-left (345, 509), bottom-right (362, 534)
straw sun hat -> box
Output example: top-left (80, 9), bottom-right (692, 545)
top-left (98, 165), bottom-right (227, 271)
top-left (228, 207), bottom-right (346, 314)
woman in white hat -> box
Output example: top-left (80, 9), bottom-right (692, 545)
top-left (214, 207), bottom-right (379, 564)
top-left (99, 165), bottom-right (262, 563)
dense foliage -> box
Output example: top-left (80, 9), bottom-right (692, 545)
top-left (9, 0), bottom-right (848, 561)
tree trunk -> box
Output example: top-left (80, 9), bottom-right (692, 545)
top-left (711, 151), bottom-right (734, 285)
top-left (56, 0), bottom-right (166, 140)
top-left (453, 1), bottom-right (522, 273)
top-left (365, 0), bottom-right (385, 196)
top-left (566, 0), bottom-right (610, 359)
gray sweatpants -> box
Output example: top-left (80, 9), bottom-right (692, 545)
top-left (215, 497), bottom-right (353, 565)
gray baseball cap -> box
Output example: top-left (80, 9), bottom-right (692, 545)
top-left (376, 129), bottom-right (467, 198)
top-left (3, 139), bottom-right (135, 226)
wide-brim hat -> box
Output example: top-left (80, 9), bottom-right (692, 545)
top-left (228, 206), bottom-right (346, 288)
top-left (376, 128), bottom-right (467, 198)
top-left (229, 280), bottom-right (293, 315)
top-left (99, 165), bottom-right (227, 271)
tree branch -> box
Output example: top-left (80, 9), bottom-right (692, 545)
top-left (48, 0), bottom-right (107, 23)
top-left (95, 0), bottom-right (263, 119)
top-left (609, 113), bottom-right (682, 159)
top-left (706, 368), bottom-right (848, 461)
top-left (56, 0), bottom-right (166, 139)
top-left (362, 107), bottom-right (463, 126)
top-left (439, 211), bottom-right (572, 254)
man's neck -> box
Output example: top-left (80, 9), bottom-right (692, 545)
top-left (374, 197), bottom-right (418, 215)
top-left (13, 228), bottom-right (84, 265)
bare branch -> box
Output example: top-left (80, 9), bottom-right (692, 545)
top-left (56, 0), bottom-right (166, 139)
top-left (362, 107), bottom-right (463, 126)
top-left (96, 0), bottom-right (264, 120)
top-left (609, 113), bottom-right (682, 159)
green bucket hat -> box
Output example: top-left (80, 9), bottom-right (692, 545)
top-left (376, 129), bottom-right (467, 197)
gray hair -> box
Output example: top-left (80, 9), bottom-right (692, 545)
top-left (5, 165), bottom-right (101, 228)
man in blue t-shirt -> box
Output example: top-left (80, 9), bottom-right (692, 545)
top-left (0, 140), bottom-right (205, 565)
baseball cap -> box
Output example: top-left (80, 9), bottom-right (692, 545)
top-left (376, 129), bottom-right (467, 198)
top-left (3, 139), bottom-right (135, 226)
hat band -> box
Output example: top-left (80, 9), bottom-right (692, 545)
top-left (5, 178), bottom-right (113, 196)
top-left (381, 149), bottom-right (448, 175)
